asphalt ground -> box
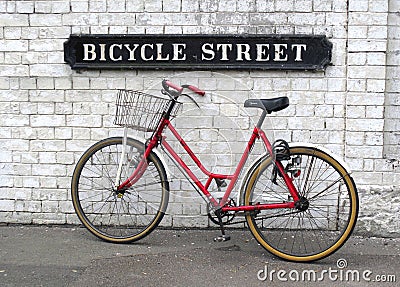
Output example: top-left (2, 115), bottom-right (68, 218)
top-left (0, 225), bottom-right (399, 287)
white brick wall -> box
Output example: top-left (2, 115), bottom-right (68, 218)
top-left (0, 0), bottom-right (399, 236)
top-left (384, 1), bottom-right (400, 161)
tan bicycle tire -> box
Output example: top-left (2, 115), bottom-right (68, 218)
top-left (71, 137), bottom-right (169, 243)
top-left (244, 146), bottom-right (358, 262)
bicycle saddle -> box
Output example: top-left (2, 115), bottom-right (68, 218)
top-left (244, 97), bottom-right (289, 114)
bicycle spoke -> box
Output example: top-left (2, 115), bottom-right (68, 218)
top-left (304, 157), bottom-right (325, 196)
top-left (95, 152), bottom-right (115, 187)
top-left (301, 155), bottom-right (315, 197)
top-left (253, 209), bottom-right (301, 222)
top-left (91, 193), bottom-right (115, 225)
top-left (82, 161), bottom-right (115, 188)
top-left (308, 176), bottom-right (343, 201)
top-left (120, 197), bottom-right (138, 231)
top-left (298, 212), bottom-right (309, 254)
top-left (127, 179), bottom-right (163, 190)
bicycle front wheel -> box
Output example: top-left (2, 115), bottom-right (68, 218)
top-left (71, 137), bottom-right (169, 243)
top-left (244, 146), bottom-right (358, 262)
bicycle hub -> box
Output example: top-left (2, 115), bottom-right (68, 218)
top-left (294, 196), bottom-right (309, 211)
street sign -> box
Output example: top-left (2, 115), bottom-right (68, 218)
top-left (64, 34), bottom-right (332, 71)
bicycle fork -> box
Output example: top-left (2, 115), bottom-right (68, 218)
top-left (114, 129), bottom-right (150, 192)
top-left (114, 127), bottom-right (128, 189)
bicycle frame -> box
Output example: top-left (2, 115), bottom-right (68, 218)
top-left (118, 115), bottom-right (301, 213)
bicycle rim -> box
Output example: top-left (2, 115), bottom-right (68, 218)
top-left (71, 137), bottom-right (169, 243)
top-left (245, 147), bottom-right (358, 262)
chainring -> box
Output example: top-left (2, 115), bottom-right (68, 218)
top-left (207, 198), bottom-right (237, 225)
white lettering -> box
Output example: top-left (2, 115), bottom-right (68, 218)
top-left (273, 44), bottom-right (288, 61)
top-left (83, 44), bottom-right (96, 61)
top-left (318, 270), bottom-right (328, 281)
top-left (362, 270), bottom-right (372, 282)
top-left (257, 265), bottom-right (268, 281)
top-left (99, 43), bottom-right (106, 61)
top-left (256, 44), bottom-right (270, 61)
top-left (172, 44), bottom-right (186, 60)
top-left (277, 270), bottom-right (287, 281)
top-left (302, 270), bottom-right (317, 281)
top-left (110, 44), bottom-right (122, 61)
top-left (328, 267), bottom-right (339, 281)
top-left (141, 44), bottom-right (154, 61)
top-left (292, 44), bottom-right (307, 61)
top-left (236, 44), bottom-right (251, 61)
top-left (216, 44), bottom-right (232, 61)
top-left (124, 44), bottom-right (139, 61)
top-left (80, 41), bottom-right (310, 65)
top-left (156, 43), bottom-right (170, 61)
top-left (288, 270), bottom-right (299, 281)
top-left (201, 43), bottom-right (215, 60)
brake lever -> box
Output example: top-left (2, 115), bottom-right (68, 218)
top-left (181, 93), bottom-right (200, 108)
top-left (162, 90), bottom-right (200, 108)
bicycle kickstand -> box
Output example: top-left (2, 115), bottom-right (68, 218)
top-left (213, 209), bottom-right (231, 242)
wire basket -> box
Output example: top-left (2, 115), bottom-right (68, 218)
top-left (114, 90), bottom-right (181, 132)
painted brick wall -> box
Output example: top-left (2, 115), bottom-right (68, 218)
top-left (0, 0), bottom-right (399, 236)
top-left (385, 1), bottom-right (400, 161)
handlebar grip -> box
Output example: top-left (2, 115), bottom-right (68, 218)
top-left (164, 80), bottom-right (183, 93)
top-left (187, 85), bottom-right (205, 96)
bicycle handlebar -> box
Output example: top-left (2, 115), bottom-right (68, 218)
top-left (183, 85), bottom-right (206, 96)
top-left (162, 79), bottom-right (205, 96)
top-left (163, 80), bottom-right (183, 93)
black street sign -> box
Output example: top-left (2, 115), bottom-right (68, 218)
top-left (64, 34), bottom-right (332, 71)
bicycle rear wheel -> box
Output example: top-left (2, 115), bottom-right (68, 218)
top-left (71, 137), bottom-right (169, 243)
top-left (244, 146), bottom-right (358, 262)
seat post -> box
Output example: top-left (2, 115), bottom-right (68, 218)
top-left (256, 110), bottom-right (268, 128)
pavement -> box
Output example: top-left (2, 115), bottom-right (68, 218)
top-left (0, 225), bottom-right (399, 287)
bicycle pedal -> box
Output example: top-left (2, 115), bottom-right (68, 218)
top-left (213, 235), bottom-right (231, 242)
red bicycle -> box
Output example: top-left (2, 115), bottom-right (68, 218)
top-left (71, 79), bottom-right (358, 262)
